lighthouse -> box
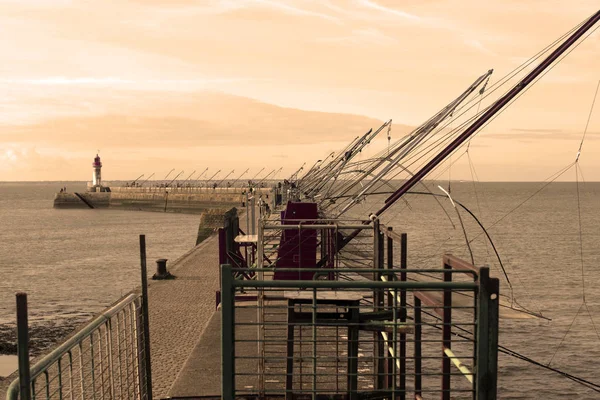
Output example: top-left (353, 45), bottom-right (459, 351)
top-left (92, 154), bottom-right (102, 187)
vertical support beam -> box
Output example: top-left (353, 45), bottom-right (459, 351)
top-left (246, 191), bottom-right (250, 234)
top-left (373, 220), bottom-right (385, 390)
top-left (285, 300), bottom-right (295, 400)
top-left (348, 301), bottom-right (360, 400)
top-left (386, 227), bottom-right (394, 391)
top-left (475, 268), bottom-right (499, 400)
top-left (257, 220), bottom-right (265, 395)
top-left (16, 293), bottom-right (32, 400)
top-left (139, 235), bottom-right (153, 400)
top-left (221, 264), bottom-right (235, 400)
top-left (414, 296), bottom-right (422, 399)
top-left (442, 260), bottom-right (452, 400)
top-left (399, 233), bottom-right (407, 400)
top-left (251, 196), bottom-right (256, 235)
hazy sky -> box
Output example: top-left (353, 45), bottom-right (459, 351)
top-left (0, 0), bottom-right (599, 181)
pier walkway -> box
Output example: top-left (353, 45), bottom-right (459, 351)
top-left (147, 234), bottom-right (220, 398)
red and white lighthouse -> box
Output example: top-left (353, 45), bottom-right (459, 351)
top-left (92, 154), bottom-right (102, 187)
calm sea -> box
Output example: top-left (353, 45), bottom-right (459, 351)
top-left (1, 181), bottom-right (599, 398)
top-left (0, 182), bottom-right (201, 325)
top-left (349, 181), bottom-right (600, 399)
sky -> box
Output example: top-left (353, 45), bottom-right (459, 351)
top-left (0, 0), bottom-right (599, 181)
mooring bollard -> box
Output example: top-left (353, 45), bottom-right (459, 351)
top-left (153, 258), bottom-right (175, 280)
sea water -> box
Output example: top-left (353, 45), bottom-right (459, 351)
top-left (1, 181), bottom-right (600, 397)
top-left (0, 182), bottom-right (201, 324)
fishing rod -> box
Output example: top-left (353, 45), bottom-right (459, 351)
top-left (180, 170), bottom-right (196, 186)
top-left (130, 174), bottom-right (144, 186)
top-left (191, 168), bottom-right (209, 187)
top-left (377, 11), bottom-right (600, 218)
top-left (317, 121), bottom-right (395, 201)
top-left (250, 168), bottom-right (265, 182)
top-left (330, 70), bottom-right (493, 216)
top-left (298, 152), bottom-right (337, 190)
top-left (139, 173), bottom-right (155, 187)
top-left (163, 168), bottom-right (175, 181)
top-left (166, 170), bottom-right (184, 188)
top-left (229, 168), bottom-right (250, 188)
top-left (205, 169), bottom-right (221, 187)
top-left (304, 126), bottom-right (382, 198)
top-left (288, 163), bottom-right (305, 182)
top-left (215, 169), bottom-right (235, 188)
top-left (256, 168), bottom-right (276, 187)
top-left (325, 9), bottom-right (600, 260)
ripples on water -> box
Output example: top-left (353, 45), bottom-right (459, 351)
top-left (2, 181), bottom-right (600, 398)
top-left (347, 181), bottom-right (600, 399)
top-left (0, 182), bottom-right (201, 325)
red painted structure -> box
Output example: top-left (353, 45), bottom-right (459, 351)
top-left (273, 201), bottom-right (319, 280)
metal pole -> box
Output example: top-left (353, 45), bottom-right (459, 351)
top-left (377, 10), bottom-right (600, 218)
top-left (400, 233), bottom-right (407, 399)
top-left (246, 191), bottom-right (250, 234)
top-left (139, 235), bottom-right (153, 400)
top-left (251, 196), bottom-right (256, 235)
top-left (475, 267), bottom-right (499, 400)
top-left (16, 293), bottom-right (32, 400)
top-left (385, 227), bottom-right (395, 391)
top-left (221, 265), bottom-right (235, 400)
top-left (442, 260), bottom-right (452, 400)
top-left (372, 220), bottom-right (385, 390)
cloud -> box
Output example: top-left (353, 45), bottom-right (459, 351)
top-left (317, 28), bottom-right (397, 46)
top-left (0, 77), bottom-right (267, 91)
top-left (462, 37), bottom-right (497, 57)
top-left (355, 0), bottom-right (421, 21)
top-left (251, 0), bottom-right (340, 23)
top-left (141, 0), bottom-right (341, 23)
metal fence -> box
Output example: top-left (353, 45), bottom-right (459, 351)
top-left (220, 243), bottom-right (499, 399)
top-left (6, 294), bottom-right (150, 400)
top-left (7, 235), bottom-right (153, 400)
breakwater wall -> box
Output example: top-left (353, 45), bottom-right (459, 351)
top-left (53, 187), bottom-right (273, 214)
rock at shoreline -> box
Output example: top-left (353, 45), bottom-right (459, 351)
top-left (0, 318), bottom-right (87, 357)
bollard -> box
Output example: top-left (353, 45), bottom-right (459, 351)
top-left (152, 258), bottom-right (175, 280)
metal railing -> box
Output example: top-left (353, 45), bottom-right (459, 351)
top-left (220, 262), bottom-right (499, 399)
top-left (7, 235), bottom-right (153, 400)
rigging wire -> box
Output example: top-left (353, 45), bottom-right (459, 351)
top-left (546, 79), bottom-right (600, 366)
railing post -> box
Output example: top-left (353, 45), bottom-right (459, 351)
top-left (442, 260), bottom-right (452, 400)
top-left (372, 219), bottom-right (385, 391)
top-left (475, 267), bottom-right (499, 400)
top-left (221, 264), bottom-right (235, 400)
top-left (399, 233), bottom-right (407, 400)
top-left (251, 195), bottom-right (256, 235)
top-left (16, 293), bottom-right (32, 400)
top-left (139, 235), bottom-right (153, 400)
top-left (386, 227), bottom-right (394, 391)
top-left (414, 296), bottom-right (422, 399)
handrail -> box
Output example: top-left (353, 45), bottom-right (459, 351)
top-left (6, 293), bottom-right (140, 399)
top-left (443, 253), bottom-right (480, 274)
